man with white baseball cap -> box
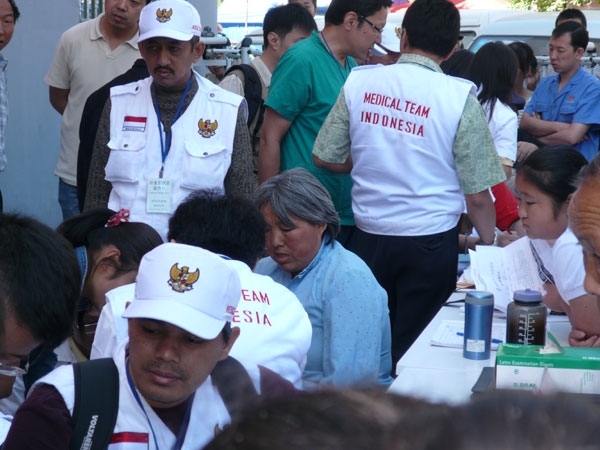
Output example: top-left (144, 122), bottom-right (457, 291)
top-left (4, 243), bottom-right (294, 450)
top-left (84, 0), bottom-right (254, 240)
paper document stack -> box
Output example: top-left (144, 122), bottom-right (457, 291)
top-left (468, 237), bottom-right (543, 313)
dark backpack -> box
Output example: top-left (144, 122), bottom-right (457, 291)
top-left (69, 357), bottom-right (258, 450)
top-left (224, 64), bottom-right (265, 143)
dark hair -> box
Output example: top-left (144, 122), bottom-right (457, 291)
top-left (205, 389), bottom-right (450, 450)
top-left (517, 145), bottom-right (588, 217)
top-left (325, 0), bottom-right (392, 26)
top-left (579, 150), bottom-right (600, 183)
top-left (402, 0), bottom-right (459, 58)
top-left (508, 41), bottom-right (537, 75)
top-left (448, 391), bottom-right (600, 450)
top-left (7, 0), bottom-right (19, 23)
top-left (552, 20), bottom-right (589, 52)
top-left (288, 0), bottom-right (317, 10)
top-left (263, 4), bottom-right (317, 50)
top-left (469, 41), bottom-right (518, 121)
top-left (556, 8), bottom-right (587, 29)
top-left (168, 191), bottom-right (267, 269)
top-left (57, 208), bottom-right (162, 278)
top-left (222, 322), bottom-right (232, 343)
top-left (0, 214), bottom-right (80, 348)
top-left (254, 168), bottom-right (340, 244)
top-left (440, 49), bottom-right (474, 79)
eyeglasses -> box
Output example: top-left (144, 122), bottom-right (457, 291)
top-left (360, 16), bottom-right (383, 35)
top-left (0, 358), bottom-right (29, 377)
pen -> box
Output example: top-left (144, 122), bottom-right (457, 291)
top-left (456, 332), bottom-right (503, 344)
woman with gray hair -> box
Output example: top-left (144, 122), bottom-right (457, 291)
top-left (254, 168), bottom-right (392, 389)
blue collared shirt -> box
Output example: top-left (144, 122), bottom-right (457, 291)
top-left (0, 53), bottom-right (8, 172)
top-left (255, 239), bottom-right (393, 389)
top-left (525, 66), bottom-right (600, 161)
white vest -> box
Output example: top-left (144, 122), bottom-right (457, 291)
top-left (344, 63), bottom-right (474, 236)
top-left (105, 72), bottom-right (244, 239)
top-left (91, 260), bottom-right (312, 388)
top-left (225, 260), bottom-right (311, 388)
top-left (37, 342), bottom-right (241, 450)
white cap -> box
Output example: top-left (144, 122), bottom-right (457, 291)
top-left (123, 243), bottom-right (241, 340)
top-left (138, 0), bottom-right (202, 43)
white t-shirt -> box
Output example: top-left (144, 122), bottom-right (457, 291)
top-left (44, 14), bottom-right (140, 186)
top-left (530, 228), bottom-right (587, 303)
top-left (482, 99), bottom-right (518, 164)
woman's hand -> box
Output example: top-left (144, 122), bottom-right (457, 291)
top-left (568, 328), bottom-right (600, 347)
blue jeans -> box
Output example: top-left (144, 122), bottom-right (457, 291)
top-left (58, 178), bottom-right (80, 220)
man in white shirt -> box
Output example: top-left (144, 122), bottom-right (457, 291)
top-left (45, 0), bottom-right (149, 219)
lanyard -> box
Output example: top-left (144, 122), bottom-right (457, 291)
top-left (320, 31), bottom-right (350, 80)
top-left (126, 359), bottom-right (195, 450)
top-left (152, 74), bottom-right (194, 178)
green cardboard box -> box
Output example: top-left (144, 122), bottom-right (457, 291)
top-left (495, 335), bottom-right (600, 393)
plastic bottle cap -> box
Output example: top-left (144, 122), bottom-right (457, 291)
top-left (513, 289), bottom-right (542, 303)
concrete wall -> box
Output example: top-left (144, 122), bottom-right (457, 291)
top-left (0, 0), bottom-right (78, 227)
top-left (0, 0), bottom-right (216, 228)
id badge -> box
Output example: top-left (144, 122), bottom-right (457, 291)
top-left (147, 178), bottom-right (172, 213)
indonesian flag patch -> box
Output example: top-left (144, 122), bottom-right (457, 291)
top-left (122, 116), bottom-right (147, 132)
top-left (108, 432), bottom-right (149, 449)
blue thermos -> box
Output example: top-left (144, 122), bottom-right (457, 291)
top-left (463, 291), bottom-right (494, 360)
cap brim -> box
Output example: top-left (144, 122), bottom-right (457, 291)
top-left (138, 30), bottom-right (194, 43)
top-left (122, 299), bottom-right (225, 340)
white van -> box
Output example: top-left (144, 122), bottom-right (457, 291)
top-left (379, 8), bottom-right (527, 52)
top-left (469, 10), bottom-right (600, 56)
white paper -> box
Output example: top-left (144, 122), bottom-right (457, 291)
top-left (468, 237), bottom-right (543, 313)
top-left (430, 319), bottom-right (506, 350)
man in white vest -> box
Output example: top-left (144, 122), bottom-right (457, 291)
top-left (313, 0), bottom-right (505, 369)
top-left (91, 193), bottom-right (313, 389)
top-left (4, 243), bottom-right (294, 449)
top-left (84, 0), bottom-right (253, 240)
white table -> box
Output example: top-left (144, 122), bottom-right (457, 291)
top-left (387, 292), bottom-right (571, 404)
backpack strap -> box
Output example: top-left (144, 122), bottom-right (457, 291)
top-left (70, 358), bottom-right (120, 450)
top-left (211, 356), bottom-right (259, 422)
top-left (224, 64), bottom-right (264, 131)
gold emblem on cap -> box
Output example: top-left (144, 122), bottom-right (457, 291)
top-left (169, 263), bottom-right (199, 292)
top-left (198, 118), bottom-right (218, 138)
top-left (156, 8), bottom-right (173, 23)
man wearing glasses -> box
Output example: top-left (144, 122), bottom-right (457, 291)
top-left (259, 0), bottom-right (392, 251)
top-left (0, 214), bottom-right (80, 440)
top-left (313, 0), bottom-right (504, 369)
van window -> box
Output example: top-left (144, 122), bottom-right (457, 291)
top-left (470, 36), bottom-right (600, 57)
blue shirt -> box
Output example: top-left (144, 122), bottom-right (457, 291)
top-left (0, 53), bottom-right (8, 172)
top-left (525, 66), bottom-right (600, 161)
top-left (255, 239), bottom-right (393, 389)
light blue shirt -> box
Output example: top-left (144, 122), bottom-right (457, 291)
top-left (0, 53), bottom-right (8, 172)
top-left (525, 66), bottom-right (600, 161)
top-left (255, 239), bottom-right (393, 389)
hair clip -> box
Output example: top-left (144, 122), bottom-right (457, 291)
top-left (105, 209), bottom-right (130, 228)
